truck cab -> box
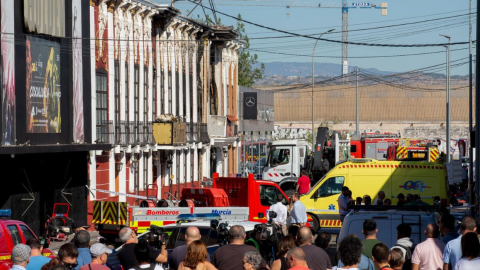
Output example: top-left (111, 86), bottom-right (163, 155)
top-left (0, 210), bottom-right (53, 269)
top-left (262, 139), bottom-right (310, 195)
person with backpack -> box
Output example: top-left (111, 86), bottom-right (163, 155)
top-left (390, 224), bottom-right (414, 270)
top-left (411, 223), bottom-right (445, 270)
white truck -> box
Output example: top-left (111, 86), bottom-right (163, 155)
top-left (262, 128), bottom-right (350, 195)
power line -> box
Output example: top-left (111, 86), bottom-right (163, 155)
top-left (188, 0), bottom-right (474, 47)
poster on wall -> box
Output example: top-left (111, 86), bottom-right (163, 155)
top-left (26, 36), bottom-right (61, 133)
top-left (1, 0), bottom-right (16, 145)
top-left (72, 0), bottom-right (84, 142)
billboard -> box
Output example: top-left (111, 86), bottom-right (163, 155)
top-left (72, 0), bottom-right (84, 142)
top-left (1, 0), bottom-right (16, 145)
top-left (243, 92), bottom-right (257, 120)
top-left (26, 37), bottom-right (61, 133)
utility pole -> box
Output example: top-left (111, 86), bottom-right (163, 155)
top-left (468, 0), bottom-right (474, 214)
top-left (476, 0), bottom-right (480, 216)
top-left (440, 34), bottom-right (451, 163)
top-left (356, 67), bottom-right (359, 135)
top-left (312, 29), bottom-right (335, 152)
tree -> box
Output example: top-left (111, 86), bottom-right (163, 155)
top-left (235, 14), bottom-right (265, 87)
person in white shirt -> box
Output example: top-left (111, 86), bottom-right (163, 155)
top-left (454, 232), bottom-right (480, 270)
top-left (373, 191), bottom-right (386, 206)
top-left (338, 186), bottom-right (350, 222)
top-left (269, 193), bottom-right (288, 235)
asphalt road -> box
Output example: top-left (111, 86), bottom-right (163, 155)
top-left (48, 231), bottom-right (102, 253)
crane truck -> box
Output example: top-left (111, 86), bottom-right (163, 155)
top-left (262, 127), bottom-right (350, 195)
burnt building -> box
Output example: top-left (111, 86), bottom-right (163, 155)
top-left (0, 0), bottom-right (108, 235)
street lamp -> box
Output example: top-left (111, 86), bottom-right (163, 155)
top-left (312, 29), bottom-right (335, 152)
top-left (440, 34), bottom-right (451, 163)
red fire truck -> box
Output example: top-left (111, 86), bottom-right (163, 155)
top-left (93, 174), bottom-right (290, 236)
top-left (350, 133), bottom-right (400, 160)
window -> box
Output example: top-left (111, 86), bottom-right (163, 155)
top-left (259, 185), bottom-right (286, 206)
top-left (168, 71), bottom-right (172, 113)
top-left (144, 69), bottom-right (148, 122)
top-left (114, 62), bottom-right (120, 143)
top-left (351, 145), bottom-right (357, 153)
top-left (175, 73), bottom-right (179, 115)
top-left (317, 176), bottom-right (344, 197)
top-left (20, 225), bottom-right (35, 242)
top-left (152, 69), bottom-right (157, 119)
top-left (7, 225), bottom-right (21, 245)
top-left (134, 66), bottom-right (140, 124)
top-left (269, 148), bottom-right (291, 167)
top-left (125, 64), bottom-right (129, 122)
top-left (96, 73), bottom-right (108, 142)
top-left (143, 153), bottom-right (148, 190)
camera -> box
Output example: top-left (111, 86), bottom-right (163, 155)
top-left (211, 220), bottom-right (230, 246)
top-left (146, 225), bottom-right (166, 250)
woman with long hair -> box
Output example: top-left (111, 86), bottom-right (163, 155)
top-left (271, 235), bottom-right (296, 270)
top-left (179, 240), bottom-right (217, 270)
top-left (455, 232), bottom-right (480, 269)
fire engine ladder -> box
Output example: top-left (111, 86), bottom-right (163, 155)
top-left (401, 213), bottom-right (422, 241)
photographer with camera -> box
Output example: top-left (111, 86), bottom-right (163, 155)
top-left (117, 227), bottom-right (168, 270)
top-left (213, 225), bottom-right (267, 270)
top-left (269, 194), bottom-right (287, 236)
top-left (169, 227), bottom-right (211, 270)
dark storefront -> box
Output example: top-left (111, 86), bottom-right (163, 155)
top-left (0, 0), bottom-right (108, 235)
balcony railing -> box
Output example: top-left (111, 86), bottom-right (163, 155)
top-left (97, 120), bottom-right (114, 144)
top-left (186, 122), bottom-right (193, 143)
top-left (198, 123), bottom-right (210, 143)
top-left (139, 121), bottom-right (154, 146)
top-left (207, 115), bottom-right (227, 137)
top-left (226, 122), bottom-right (238, 138)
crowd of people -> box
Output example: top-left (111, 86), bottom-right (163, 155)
top-left (10, 212), bottom-right (480, 270)
top-left (337, 187), bottom-right (439, 217)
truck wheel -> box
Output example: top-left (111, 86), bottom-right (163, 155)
top-left (284, 189), bottom-right (295, 197)
top-left (307, 213), bottom-right (320, 232)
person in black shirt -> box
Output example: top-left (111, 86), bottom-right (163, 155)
top-left (297, 226), bottom-right (331, 270)
top-left (117, 227), bottom-right (167, 270)
top-left (397, 193), bottom-right (406, 206)
top-left (213, 225), bottom-right (266, 270)
top-left (315, 231), bottom-right (337, 267)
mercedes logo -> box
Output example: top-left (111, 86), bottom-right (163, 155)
top-left (245, 96), bottom-right (256, 107)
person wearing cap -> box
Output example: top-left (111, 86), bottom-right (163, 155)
top-left (73, 221), bottom-right (90, 234)
top-left (26, 238), bottom-right (51, 270)
top-left (11, 244), bottom-right (31, 270)
top-left (78, 244), bottom-right (111, 270)
top-left (74, 231), bottom-right (91, 270)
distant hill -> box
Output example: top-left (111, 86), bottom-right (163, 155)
top-left (253, 62), bottom-right (469, 86)
top-left (257, 62), bottom-right (394, 77)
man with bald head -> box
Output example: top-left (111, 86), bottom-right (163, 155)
top-left (411, 223), bottom-right (445, 270)
top-left (296, 226), bottom-right (332, 270)
top-left (169, 227), bottom-right (210, 270)
top-left (286, 247), bottom-right (310, 270)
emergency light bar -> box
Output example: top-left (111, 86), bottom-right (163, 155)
top-left (0, 209), bottom-right (11, 217)
top-left (176, 213), bottom-right (221, 223)
top-left (349, 158), bottom-right (373, 163)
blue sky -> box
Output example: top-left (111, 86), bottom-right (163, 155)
top-left (155, 0), bottom-right (476, 75)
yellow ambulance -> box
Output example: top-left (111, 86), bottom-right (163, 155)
top-left (300, 158), bottom-right (448, 231)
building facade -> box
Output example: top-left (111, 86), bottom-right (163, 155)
top-left (0, 0), bottom-right (105, 235)
top-left (88, 0), bottom-right (241, 222)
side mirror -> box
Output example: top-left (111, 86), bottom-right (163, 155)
top-left (313, 190), bottom-right (320, 199)
top-left (40, 237), bottom-right (49, 249)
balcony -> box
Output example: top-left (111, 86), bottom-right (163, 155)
top-left (186, 122), bottom-right (193, 143)
top-left (96, 120), bottom-right (114, 144)
top-left (152, 121), bottom-right (186, 146)
top-left (207, 115), bottom-right (227, 137)
top-left (139, 121), bottom-right (154, 146)
top-left (226, 122), bottom-right (238, 138)
top-left (198, 123), bottom-right (210, 143)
